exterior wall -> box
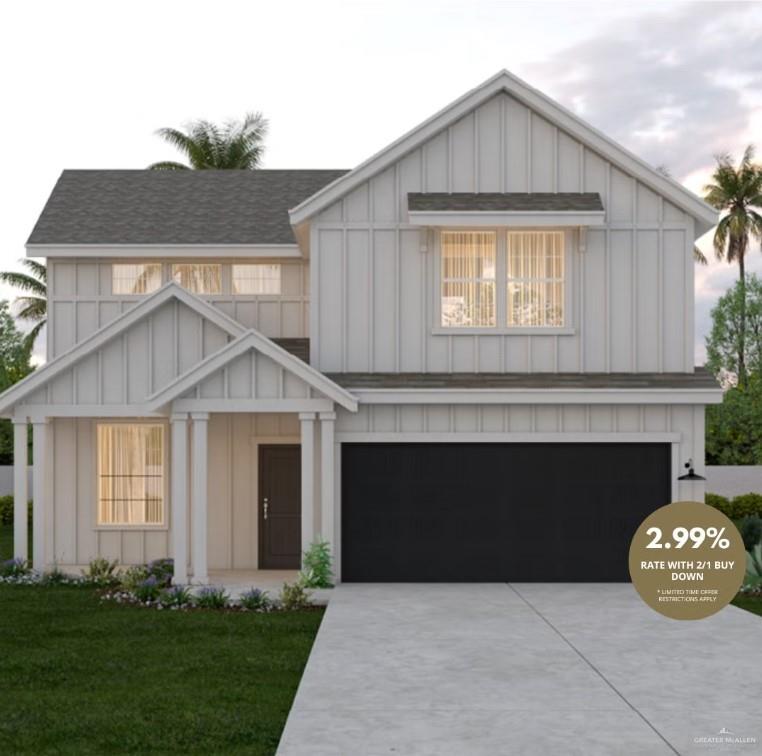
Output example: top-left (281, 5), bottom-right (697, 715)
top-left (47, 413), bottom-right (300, 567)
top-left (47, 258), bottom-right (310, 359)
top-left (20, 299), bottom-right (234, 408)
top-left (335, 402), bottom-right (706, 502)
top-left (705, 466), bottom-right (762, 498)
top-left (310, 93), bottom-right (696, 374)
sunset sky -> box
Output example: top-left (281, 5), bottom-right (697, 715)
top-left (2, 0), bottom-right (760, 362)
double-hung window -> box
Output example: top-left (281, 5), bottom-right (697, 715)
top-left (441, 231), bottom-right (496, 327)
top-left (440, 230), bottom-right (565, 329)
top-left (97, 424), bottom-right (165, 527)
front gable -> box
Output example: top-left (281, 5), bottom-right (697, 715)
top-left (291, 71), bottom-right (715, 230)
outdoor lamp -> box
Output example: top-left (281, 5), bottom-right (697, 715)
top-left (677, 459), bottom-right (706, 481)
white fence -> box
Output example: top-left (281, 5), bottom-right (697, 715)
top-left (0, 467), bottom-right (33, 498)
top-left (705, 466), bottom-right (762, 498)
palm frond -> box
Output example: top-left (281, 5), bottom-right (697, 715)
top-left (0, 270), bottom-right (46, 297)
top-left (22, 320), bottom-right (45, 352)
top-left (22, 259), bottom-right (47, 282)
top-left (15, 296), bottom-right (46, 322)
top-left (693, 246), bottom-right (708, 265)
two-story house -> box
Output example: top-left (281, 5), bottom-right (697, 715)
top-left (0, 71), bottom-right (720, 584)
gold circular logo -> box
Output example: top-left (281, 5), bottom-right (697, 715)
top-left (628, 500), bottom-right (745, 620)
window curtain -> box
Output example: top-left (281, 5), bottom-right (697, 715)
top-left (232, 264), bottom-right (282, 294)
top-left (507, 232), bottom-right (564, 326)
top-left (112, 264), bottom-right (162, 295)
top-left (97, 424), bottom-right (164, 526)
top-left (172, 264), bottom-right (222, 294)
top-left (441, 231), bottom-right (496, 327)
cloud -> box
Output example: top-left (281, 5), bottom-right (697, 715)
top-left (528, 2), bottom-right (762, 180)
top-left (528, 1), bottom-right (762, 364)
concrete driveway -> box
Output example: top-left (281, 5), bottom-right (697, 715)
top-left (277, 584), bottom-right (761, 756)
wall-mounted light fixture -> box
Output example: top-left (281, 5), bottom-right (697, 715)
top-left (677, 458), bottom-right (706, 481)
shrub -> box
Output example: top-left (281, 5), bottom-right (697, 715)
top-left (158, 584), bottom-right (192, 608)
top-left (0, 495), bottom-right (13, 525)
top-left (194, 585), bottom-right (229, 609)
top-left (0, 497), bottom-right (32, 526)
top-left (146, 558), bottom-right (174, 587)
top-left (134, 576), bottom-right (162, 603)
top-left (705, 493), bottom-right (733, 517)
top-left (279, 581), bottom-right (311, 611)
top-left (0, 557), bottom-right (29, 578)
top-left (739, 516), bottom-right (762, 577)
top-left (239, 588), bottom-right (271, 611)
top-left (299, 540), bottom-right (334, 588)
top-left (41, 566), bottom-right (72, 585)
top-left (82, 557), bottom-right (119, 586)
top-left (121, 565), bottom-right (150, 592)
top-left (733, 493), bottom-right (762, 519)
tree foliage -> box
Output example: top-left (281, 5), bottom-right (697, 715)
top-left (706, 378), bottom-right (762, 465)
top-left (148, 112), bottom-right (268, 170)
top-left (0, 259), bottom-right (47, 352)
top-left (706, 274), bottom-right (762, 383)
top-left (0, 301), bottom-right (34, 464)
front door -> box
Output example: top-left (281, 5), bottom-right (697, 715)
top-left (259, 445), bottom-right (301, 569)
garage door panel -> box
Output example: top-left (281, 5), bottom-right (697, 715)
top-left (341, 442), bottom-right (670, 582)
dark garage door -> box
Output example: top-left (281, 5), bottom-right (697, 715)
top-left (341, 443), bottom-right (671, 582)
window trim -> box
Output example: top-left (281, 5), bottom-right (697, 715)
top-left (94, 420), bottom-right (169, 531)
top-left (433, 227), bottom-right (575, 334)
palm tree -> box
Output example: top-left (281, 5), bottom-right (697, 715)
top-left (0, 259), bottom-right (46, 351)
top-left (704, 145), bottom-right (762, 388)
top-left (148, 112), bottom-right (268, 170)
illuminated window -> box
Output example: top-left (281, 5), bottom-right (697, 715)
top-left (171, 264), bottom-right (222, 294)
top-left (97, 424), bottom-right (165, 526)
top-left (232, 264), bottom-right (281, 294)
top-left (112, 264), bottom-right (162, 295)
top-left (440, 231), bottom-right (496, 327)
top-left (507, 232), bottom-right (564, 327)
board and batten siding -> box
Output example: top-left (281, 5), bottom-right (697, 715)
top-left (310, 93), bottom-right (695, 374)
top-left (48, 413), bottom-right (300, 567)
top-left (46, 258), bottom-right (310, 360)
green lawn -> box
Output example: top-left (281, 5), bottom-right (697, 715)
top-left (0, 583), bottom-right (322, 754)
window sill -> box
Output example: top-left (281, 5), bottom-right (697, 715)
top-left (94, 525), bottom-right (168, 532)
top-left (431, 327), bottom-right (576, 336)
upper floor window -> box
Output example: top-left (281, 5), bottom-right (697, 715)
top-left (507, 232), bottom-right (564, 327)
top-left (97, 423), bottom-right (165, 527)
top-left (440, 230), bottom-right (565, 329)
top-left (172, 264), bottom-right (222, 294)
top-left (112, 263), bottom-right (162, 295)
top-left (232, 264), bottom-right (281, 294)
top-left (441, 231), bottom-right (496, 327)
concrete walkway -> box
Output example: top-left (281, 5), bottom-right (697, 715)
top-left (277, 584), bottom-right (761, 756)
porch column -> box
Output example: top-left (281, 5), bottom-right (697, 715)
top-left (319, 412), bottom-right (336, 550)
top-left (171, 413), bottom-right (189, 585)
top-left (299, 412), bottom-right (316, 563)
top-left (13, 418), bottom-right (28, 562)
top-left (31, 418), bottom-right (49, 572)
top-left (191, 412), bottom-right (209, 584)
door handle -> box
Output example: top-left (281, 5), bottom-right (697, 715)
top-left (263, 497), bottom-right (269, 520)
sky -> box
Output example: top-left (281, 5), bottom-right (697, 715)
top-left (1, 0), bottom-right (761, 363)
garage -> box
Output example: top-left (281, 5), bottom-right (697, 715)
top-left (341, 442), bottom-right (671, 582)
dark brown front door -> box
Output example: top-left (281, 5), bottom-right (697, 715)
top-left (259, 445), bottom-right (301, 569)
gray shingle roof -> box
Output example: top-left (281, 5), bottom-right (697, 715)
top-left (325, 369), bottom-right (719, 390)
top-left (408, 192), bottom-right (604, 213)
top-left (27, 169), bottom-right (349, 246)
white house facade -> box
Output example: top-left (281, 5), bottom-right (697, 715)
top-left (1, 71), bottom-right (721, 583)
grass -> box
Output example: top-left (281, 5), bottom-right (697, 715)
top-left (0, 522), bottom-right (323, 755)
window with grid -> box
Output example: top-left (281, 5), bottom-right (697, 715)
top-left (112, 264), bottom-right (162, 295)
top-left (507, 231), bottom-right (564, 327)
top-left (171, 264), bottom-right (222, 294)
top-left (232, 264), bottom-right (281, 294)
top-left (97, 424), bottom-right (165, 526)
top-left (440, 231), bottom-right (496, 327)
